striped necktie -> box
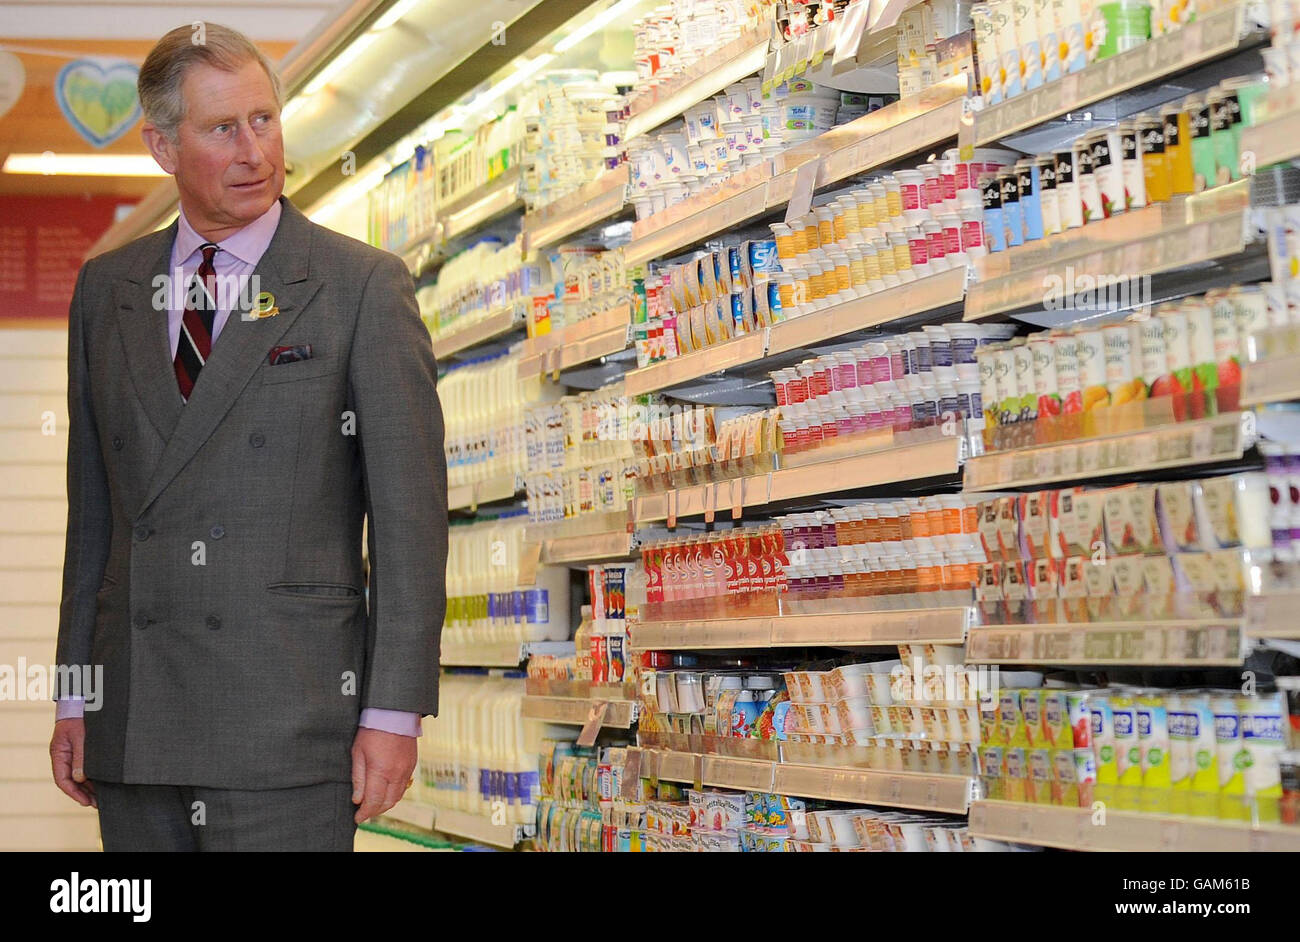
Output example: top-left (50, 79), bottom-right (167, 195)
top-left (174, 242), bottom-right (220, 402)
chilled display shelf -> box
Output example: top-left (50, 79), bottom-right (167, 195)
top-left (963, 411), bottom-right (1252, 491)
top-left (634, 601), bottom-right (971, 650)
top-left (447, 473), bottom-right (520, 512)
top-left (963, 180), bottom-right (1253, 322)
top-left (624, 30), bottom-right (771, 142)
top-left (1240, 82), bottom-right (1300, 169)
top-left (385, 797), bottom-right (437, 831)
top-left (632, 434), bottom-right (963, 524)
top-left (765, 265), bottom-right (967, 356)
top-left (521, 165), bottom-right (630, 254)
top-left (969, 800), bottom-right (1300, 852)
top-left (401, 167), bottom-right (524, 274)
top-left (966, 619), bottom-right (1245, 666)
top-left (526, 511), bottom-right (636, 565)
top-left (968, 5), bottom-right (1253, 148)
top-left (1246, 593), bottom-right (1300, 640)
top-left (622, 76), bottom-right (969, 267)
top-left (634, 747), bottom-right (975, 813)
top-left (428, 804), bottom-right (533, 849)
top-left (621, 266), bottom-right (966, 396)
top-left (431, 306), bottom-right (523, 359)
top-left (521, 695), bottom-right (638, 727)
top-left (516, 304), bottom-right (633, 380)
top-left (623, 330), bottom-right (766, 396)
top-left (440, 639), bottom-right (573, 668)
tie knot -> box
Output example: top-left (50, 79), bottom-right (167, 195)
top-left (200, 243), bottom-right (219, 264)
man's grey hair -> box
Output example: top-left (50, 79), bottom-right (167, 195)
top-left (138, 22), bottom-right (283, 141)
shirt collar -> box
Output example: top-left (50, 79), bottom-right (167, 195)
top-left (174, 199), bottom-right (283, 267)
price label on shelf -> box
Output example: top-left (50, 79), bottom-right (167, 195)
top-left (786, 159), bottom-right (821, 223)
top-left (1160, 819), bottom-right (1182, 851)
top-left (1131, 433), bottom-right (1158, 469)
top-left (1056, 445), bottom-right (1080, 478)
top-left (888, 777), bottom-right (903, 803)
top-left (1182, 19), bottom-right (1204, 58)
top-left (1033, 448), bottom-right (1056, 480)
top-left (1190, 423), bottom-right (1213, 461)
top-left (925, 780), bottom-right (941, 807)
top-left (577, 701), bottom-right (610, 747)
top-left (1080, 442), bottom-right (1102, 475)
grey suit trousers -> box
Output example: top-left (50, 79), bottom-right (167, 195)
top-left (94, 779), bottom-right (357, 851)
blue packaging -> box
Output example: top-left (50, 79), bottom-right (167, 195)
top-left (982, 176), bottom-right (1005, 253)
top-left (999, 171), bottom-right (1023, 248)
top-left (731, 292), bottom-right (747, 333)
top-left (1018, 161), bottom-right (1043, 242)
top-left (747, 239), bottom-right (780, 273)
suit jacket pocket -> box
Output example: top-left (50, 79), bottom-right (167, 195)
top-left (97, 574), bottom-right (120, 594)
top-left (261, 354), bottom-right (338, 385)
top-left (266, 581), bottom-right (362, 600)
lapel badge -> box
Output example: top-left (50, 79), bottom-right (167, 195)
top-left (251, 291), bottom-right (280, 319)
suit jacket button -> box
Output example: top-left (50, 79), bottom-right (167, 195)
top-left (210, 525), bottom-right (225, 540)
top-left (132, 613), bottom-right (149, 630)
top-left (112, 436), bottom-right (124, 451)
top-left (206, 615), bottom-right (221, 630)
top-left (249, 432), bottom-right (266, 448)
top-left (133, 525), bottom-right (152, 542)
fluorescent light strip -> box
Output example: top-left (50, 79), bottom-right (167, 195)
top-left (2, 153), bottom-right (168, 176)
top-left (303, 31), bottom-right (379, 95)
top-left (554, 0), bottom-right (644, 52)
top-left (372, 0), bottom-right (423, 31)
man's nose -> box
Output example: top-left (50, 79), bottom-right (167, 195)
top-left (233, 123), bottom-right (266, 166)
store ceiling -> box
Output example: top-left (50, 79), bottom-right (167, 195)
top-left (0, 0), bottom-right (328, 199)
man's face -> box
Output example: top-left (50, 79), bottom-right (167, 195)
top-left (144, 59), bottom-right (285, 238)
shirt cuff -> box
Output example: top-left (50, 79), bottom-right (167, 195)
top-left (358, 708), bottom-right (422, 737)
top-left (56, 697), bottom-right (86, 721)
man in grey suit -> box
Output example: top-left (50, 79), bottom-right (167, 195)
top-left (49, 23), bottom-right (448, 851)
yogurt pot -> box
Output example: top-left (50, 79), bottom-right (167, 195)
top-left (830, 662), bottom-right (873, 699)
top-left (836, 695), bottom-right (874, 730)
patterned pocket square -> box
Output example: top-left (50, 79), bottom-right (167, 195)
top-left (268, 344), bottom-right (313, 366)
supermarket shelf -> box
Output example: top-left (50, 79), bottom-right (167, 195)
top-left (401, 167), bottom-right (523, 274)
top-left (1242, 351), bottom-right (1300, 407)
top-left (428, 804), bottom-right (532, 849)
top-left (386, 797), bottom-right (438, 831)
top-left (1240, 82), bottom-right (1300, 169)
top-left (765, 265), bottom-right (967, 356)
top-left (624, 330), bottom-right (766, 396)
top-left (526, 511), bottom-right (635, 565)
top-left (963, 180), bottom-right (1253, 322)
top-left (970, 5), bottom-right (1252, 148)
top-left (622, 76), bottom-right (968, 267)
top-left (1246, 593), bottom-right (1300, 640)
top-left (521, 165), bottom-right (630, 254)
top-left (431, 306), bottom-right (523, 359)
top-left (633, 434), bottom-right (963, 524)
top-left (774, 763), bottom-right (974, 815)
top-left (624, 30), bottom-right (770, 141)
top-left (635, 602), bottom-right (971, 650)
top-left (621, 267), bottom-right (966, 396)
top-left (969, 800), bottom-right (1300, 852)
top-left (521, 695), bottom-right (638, 727)
top-left (440, 639), bottom-right (574, 668)
top-left (965, 619), bottom-right (1245, 666)
top-left (963, 411), bottom-right (1252, 492)
top-left (447, 473), bottom-right (520, 512)
top-left (635, 748), bottom-right (974, 813)
top-left (516, 304), bottom-right (632, 379)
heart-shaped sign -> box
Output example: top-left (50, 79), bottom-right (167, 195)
top-left (55, 57), bottom-right (141, 148)
top-left (0, 51), bottom-right (24, 122)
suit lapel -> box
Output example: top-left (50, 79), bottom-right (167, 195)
top-left (115, 224), bottom-right (185, 443)
top-left (138, 199), bottom-right (323, 515)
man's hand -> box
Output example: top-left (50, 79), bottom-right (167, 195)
top-left (50, 718), bottom-right (96, 808)
top-left (350, 726), bottom-right (416, 824)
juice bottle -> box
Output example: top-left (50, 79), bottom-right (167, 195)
top-left (1161, 102), bottom-right (1195, 195)
top-left (1139, 114), bottom-right (1171, 204)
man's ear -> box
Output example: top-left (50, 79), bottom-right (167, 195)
top-left (141, 123), bottom-right (178, 175)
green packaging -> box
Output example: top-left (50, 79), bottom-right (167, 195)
top-left (1187, 94), bottom-right (1216, 192)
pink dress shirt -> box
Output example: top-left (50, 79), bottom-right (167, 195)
top-left (57, 201), bottom-right (421, 739)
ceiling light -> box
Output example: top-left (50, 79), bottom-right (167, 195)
top-left (303, 32), bottom-right (379, 95)
top-left (372, 0), bottom-right (423, 31)
top-left (554, 0), bottom-right (643, 52)
top-left (2, 153), bottom-right (168, 176)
